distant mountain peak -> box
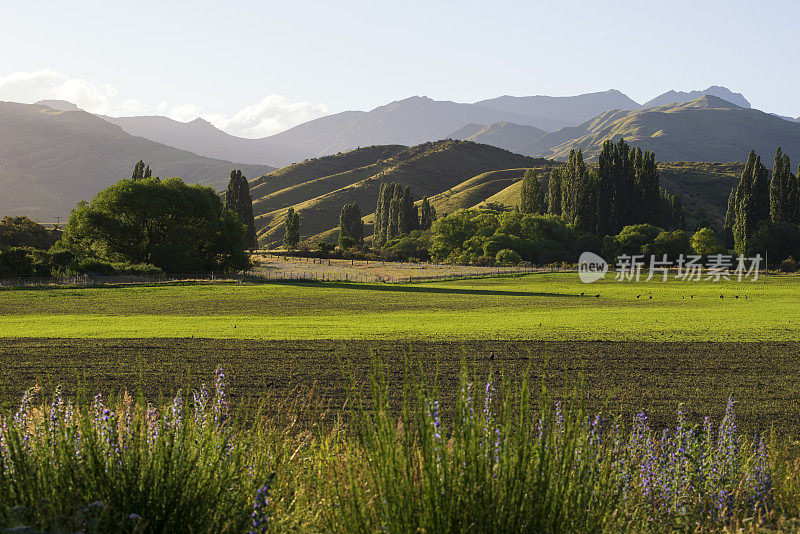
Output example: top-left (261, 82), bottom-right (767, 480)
top-left (644, 86), bottom-right (750, 109)
top-left (35, 99), bottom-right (80, 112)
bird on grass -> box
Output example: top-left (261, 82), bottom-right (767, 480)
top-left (595, 294), bottom-right (600, 298)
top-left (580, 292), bottom-right (585, 296)
top-left (489, 351), bottom-right (495, 361)
top-left (636, 295), bottom-right (641, 299)
top-left (649, 295), bottom-right (652, 300)
top-left (720, 295), bottom-right (724, 299)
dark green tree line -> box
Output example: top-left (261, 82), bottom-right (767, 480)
top-left (131, 160), bottom-right (153, 181)
top-left (537, 141), bottom-right (681, 237)
top-left (725, 147), bottom-right (800, 256)
top-left (225, 170), bottom-right (257, 250)
top-left (374, 183), bottom-right (419, 246)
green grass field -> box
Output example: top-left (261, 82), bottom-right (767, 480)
top-left (1, 272), bottom-right (798, 341)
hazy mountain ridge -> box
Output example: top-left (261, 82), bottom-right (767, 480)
top-left (644, 86), bottom-right (750, 108)
top-left (0, 101), bottom-right (274, 220)
top-left (476, 89), bottom-right (642, 128)
top-left (82, 85), bottom-right (764, 168)
top-left (448, 121), bottom-right (547, 153)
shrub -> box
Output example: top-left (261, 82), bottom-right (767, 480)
top-left (495, 248), bottom-right (521, 265)
top-left (779, 257), bottom-right (799, 273)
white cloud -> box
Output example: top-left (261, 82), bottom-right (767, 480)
top-left (202, 95), bottom-right (328, 138)
top-left (0, 69), bottom-right (151, 116)
top-left (0, 69), bottom-right (328, 137)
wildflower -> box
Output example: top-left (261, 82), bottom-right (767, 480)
top-left (251, 480), bottom-right (273, 534)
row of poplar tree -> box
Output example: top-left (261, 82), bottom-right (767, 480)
top-left (725, 147), bottom-right (800, 254)
top-left (372, 183), bottom-right (436, 247)
top-left (520, 139), bottom-right (685, 235)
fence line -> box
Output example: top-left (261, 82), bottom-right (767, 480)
top-left (0, 264), bottom-right (572, 288)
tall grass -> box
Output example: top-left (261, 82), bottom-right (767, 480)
top-left (0, 360), bottom-right (794, 533)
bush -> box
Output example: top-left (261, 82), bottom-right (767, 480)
top-left (0, 247), bottom-right (52, 277)
top-left (495, 248), bottom-right (521, 265)
top-left (430, 210), bottom-right (583, 265)
top-left (779, 257), bottom-right (799, 273)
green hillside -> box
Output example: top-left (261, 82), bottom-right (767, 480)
top-left (249, 145), bottom-right (406, 200)
top-left (0, 102), bottom-right (273, 221)
top-left (530, 96), bottom-right (800, 163)
top-left (657, 162), bottom-right (742, 225)
top-left (252, 140), bottom-right (547, 246)
top-left (251, 137), bottom-right (749, 247)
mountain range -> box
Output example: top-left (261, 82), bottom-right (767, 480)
top-left (4, 83), bottom-right (800, 230)
top-left (0, 101), bottom-right (273, 221)
top-left (79, 86), bottom-right (796, 169)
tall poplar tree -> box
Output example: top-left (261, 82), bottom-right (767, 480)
top-left (520, 170), bottom-right (546, 214)
top-left (732, 150), bottom-right (770, 254)
top-left (419, 197), bottom-right (437, 230)
top-left (547, 169), bottom-right (562, 216)
top-left (225, 170), bottom-right (257, 249)
top-left (338, 202), bottom-right (364, 248)
top-left (283, 208), bottom-right (300, 250)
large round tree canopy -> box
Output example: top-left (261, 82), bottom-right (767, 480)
top-left (61, 177), bottom-right (249, 273)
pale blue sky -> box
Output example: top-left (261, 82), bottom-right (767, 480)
top-left (1, 0), bottom-right (797, 136)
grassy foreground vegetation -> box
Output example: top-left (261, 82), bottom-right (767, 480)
top-left (1, 273), bottom-right (799, 341)
top-left (1, 362), bottom-right (797, 533)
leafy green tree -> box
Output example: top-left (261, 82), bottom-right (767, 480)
top-left (690, 228), bottom-right (723, 255)
top-left (59, 177), bottom-right (248, 272)
top-left (430, 209), bottom-right (584, 265)
top-left (131, 160), bottom-right (153, 181)
top-left (600, 224), bottom-right (663, 262)
top-left (419, 197), bottom-right (437, 230)
top-left (520, 170), bottom-right (546, 214)
top-left (225, 170), bottom-right (257, 250)
top-left (338, 202), bottom-right (364, 249)
top-left (495, 248), bottom-right (521, 265)
top-left (283, 208), bottom-right (300, 250)
top-left (642, 230), bottom-right (691, 259)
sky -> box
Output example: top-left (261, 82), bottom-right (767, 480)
top-left (1, 0), bottom-right (798, 138)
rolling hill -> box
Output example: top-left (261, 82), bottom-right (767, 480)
top-left (0, 101), bottom-right (274, 221)
top-left (250, 140), bottom-right (547, 246)
top-left (527, 96), bottom-right (800, 163)
top-left (247, 136), bottom-right (753, 248)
